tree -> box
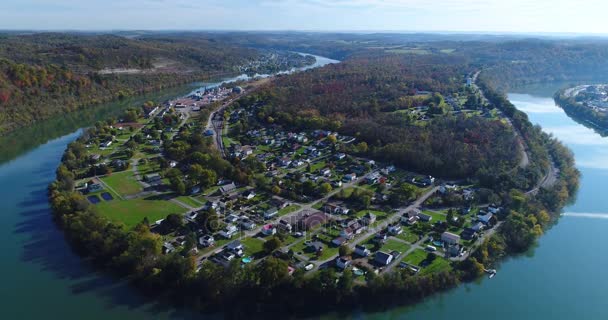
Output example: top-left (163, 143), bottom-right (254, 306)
top-left (160, 213), bottom-right (183, 233)
top-left (426, 252), bottom-right (437, 263)
top-left (196, 209), bottom-right (221, 233)
top-left (263, 237), bottom-right (282, 253)
top-left (337, 268), bottom-right (354, 293)
top-left (256, 257), bottom-right (289, 289)
top-left (338, 245), bottom-right (352, 257)
top-left (319, 182), bottom-right (332, 194)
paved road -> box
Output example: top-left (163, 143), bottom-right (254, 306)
top-left (195, 169), bottom-right (383, 262)
top-left (472, 70), bottom-right (557, 194)
top-left (313, 186), bottom-right (440, 270)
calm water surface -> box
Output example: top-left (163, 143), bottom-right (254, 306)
top-left (1, 79), bottom-right (603, 319)
top-left (337, 83), bottom-right (608, 320)
top-left (0, 55), bottom-right (338, 319)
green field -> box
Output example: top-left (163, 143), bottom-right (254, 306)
top-left (96, 197), bottom-right (188, 228)
top-left (422, 210), bottom-right (447, 222)
top-left (100, 170), bottom-right (142, 196)
top-left (395, 230), bottom-right (420, 244)
top-left (402, 249), bottom-right (451, 275)
top-left (241, 237), bottom-right (266, 257)
top-left (381, 239), bottom-right (410, 254)
top-left (278, 204), bottom-right (301, 216)
top-left (175, 195), bottom-right (204, 208)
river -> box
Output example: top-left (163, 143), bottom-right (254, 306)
top-left (332, 83), bottom-right (608, 320)
top-left (1, 75), bottom-right (605, 318)
top-left (0, 54), bottom-right (338, 319)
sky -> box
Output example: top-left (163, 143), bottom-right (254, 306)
top-left (0, 0), bottom-right (607, 34)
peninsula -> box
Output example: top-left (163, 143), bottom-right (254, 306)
top-left (49, 48), bottom-right (579, 317)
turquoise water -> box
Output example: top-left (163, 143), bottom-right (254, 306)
top-left (333, 84), bottom-right (608, 319)
top-left (0, 76), bottom-right (603, 318)
top-left (0, 55), bottom-right (337, 319)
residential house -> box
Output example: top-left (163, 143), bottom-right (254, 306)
top-left (225, 214), bottom-right (240, 224)
top-left (366, 172), bottom-right (381, 184)
top-left (262, 224), bottom-right (277, 236)
top-left (219, 224), bottom-right (238, 239)
top-left (343, 173), bottom-right (357, 182)
top-left (332, 237), bottom-right (347, 246)
top-left (388, 224), bottom-right (403, 235)
top-left (279, 157), bottom-right (292, 167)
top-left (320, 168), bottom-right (332, 176)
top-left (374, 232), bottom-right (388, 244)
top-left (340, 228), bottom-right (354, 239)
top-left (477, 212), bottom-right (493, 225)
top-left (199, 235), bottom-right (215, 247)
top-left (162, 242), bottom-right (175, 254)
top-left (264, 207), bottom-right (279, 219)
top-left (461, 228), bottom-right (477, 240)
top-left (226, 240), bottom-right (244, 256)
top-left (220, 182), bottom-right (237, 194)
top-left (243, 190), bottom-right (256, 200)
top-left (306, 241), bottom-right (324, 253)
top-left (441, 231), bottom-right (461, 245)
top-left (240, 218), bottom-right (256, 230)
top-left (418, 213), bottom-right (432, 222)
top-left (335, 153), bottom-right (347, 160)
top-left (361, 212), bottom-right (377, 225)
top-left (144, 173), bottom-right (162, 184)
top-left (354, 244), bottom-right (371, 257)
top-left (336, 257), bottom-right (352, 270)
top-left (374, 251), bottom-right (394, 266)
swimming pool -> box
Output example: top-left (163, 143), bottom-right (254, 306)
top-left (242, 257), bottom-right (252, 264)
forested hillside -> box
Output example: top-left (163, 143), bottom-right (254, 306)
top-left (247, 53), bottom-right (520, 178)
top-left (0, 33), bottom-right (312, 133)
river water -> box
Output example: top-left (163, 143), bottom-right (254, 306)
top-left (1, 74), bottom-right (604, 318)
top-left (337, 83), bottom-right (608, 320)
top-left (0, 54), bottom-right (338, 319)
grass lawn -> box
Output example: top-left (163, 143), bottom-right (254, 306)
top-left (175, 195), bottom-right (204, 208)
top-left (355, 209), bottom-right (388, 219)
top-left (395, 231), bottom-right (419, 244)
top-left (423, 210), bottom-right (447, 222)
top-left (96, 197), bottom-right (187, 228)
top-left (100, 170), bottom-right (142, 196)
top-left (402, 249), bottom-right (428, 265)
top-left (278, 204), bottom-right (301, 216)
top-left (310, 160), bottom-right (327, 173)
top-left (241, 237), bottom-right (266, 257)
top-left (402, 249), bottom-right (451, 275)
top-left (381, 239), bottom-right (410, 253)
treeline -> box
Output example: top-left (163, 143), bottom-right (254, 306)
top-left (471, 80), bottom-right (580, 264)
top-left (48, 124), bottom-right (472, 317)
top-left (0, 33), bottom-right (314, 133)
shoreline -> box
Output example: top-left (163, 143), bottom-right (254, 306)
top-left (45, 67), bottom-right (580, 317)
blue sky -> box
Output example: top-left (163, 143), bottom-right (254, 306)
top-left (0, 0), bottom-right (606, 34)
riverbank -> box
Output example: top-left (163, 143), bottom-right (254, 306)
top-left (554, 87), bottom-right (608, 136)
top-left (46, 67), bottom-right (580, 319)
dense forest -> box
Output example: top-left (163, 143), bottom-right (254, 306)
top-left (0, 33), bottom-right (313, 133)
top-left (246, 53), bottom-right (519, 179)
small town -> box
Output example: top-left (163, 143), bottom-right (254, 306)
top-left (73, 79), bottom-right (504, 283)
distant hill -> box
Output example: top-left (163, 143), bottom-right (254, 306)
top-left (0, 33), bottom-right (311, 133)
